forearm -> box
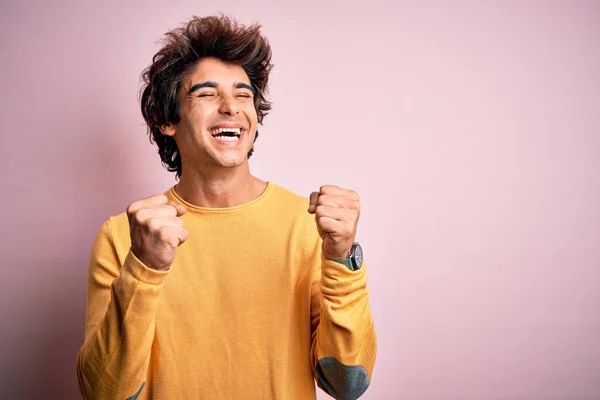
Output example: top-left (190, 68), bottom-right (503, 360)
top-left (76, 251), bottom-right (167, 399)
top-left (311, 258), bottom-right (377, 400)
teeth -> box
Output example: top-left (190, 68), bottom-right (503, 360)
top-left (213, 135), bottom-right (239, 141)
top-left (211, 127), bottom-right (241, 136)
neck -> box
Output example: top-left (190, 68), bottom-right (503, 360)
top-left (174, 162), bottom-right (266, 208)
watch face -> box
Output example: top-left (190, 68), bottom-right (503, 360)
top-left (353, 243), bottom-right (363, 269)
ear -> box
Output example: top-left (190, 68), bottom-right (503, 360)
top-left (160, 124), bottom-right (176, 137)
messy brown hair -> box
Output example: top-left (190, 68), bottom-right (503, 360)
top-left (140, 15), bottom-right (273, 178)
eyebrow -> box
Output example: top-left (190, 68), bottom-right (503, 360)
top-left (188, 81), bottom-right (255, 95)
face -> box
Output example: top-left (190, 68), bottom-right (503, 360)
top-left (162, 57), bottom-right (258, 171)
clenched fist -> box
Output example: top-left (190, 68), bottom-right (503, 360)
top-left (308, 185), bottom-right (360, 261)
top-left (126, 194), bottom-right (188, 271)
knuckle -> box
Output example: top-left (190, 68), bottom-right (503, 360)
top-left (146, 218), bottom-right (160, 232)
top-left (150, 194), bottom-right (168, 205)
top-left (133, 211), bottom-right (147, 226)
top-left (158, 227), bottom-right (171, 242)
top-left (161, 205), bottom-right (175, 216)
top-left (126, 203), bottom-right (136, 216)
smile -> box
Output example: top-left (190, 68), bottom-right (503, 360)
top-left (210, 127), bottom-right (242, 143)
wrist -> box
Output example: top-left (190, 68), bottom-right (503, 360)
top-left (329, 242), bottom-right (363, 271)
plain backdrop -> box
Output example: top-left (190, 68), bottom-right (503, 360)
top-left (1, 0), bottom-right (599, 399)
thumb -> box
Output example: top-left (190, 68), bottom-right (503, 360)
top-left (308, 191), bottom-right (319, 214)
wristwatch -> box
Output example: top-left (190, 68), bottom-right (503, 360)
top-left (333, 242), bottom-right (363, 271)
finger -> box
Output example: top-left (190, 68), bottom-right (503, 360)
top-left (127, 194), bottom-right (169, 216)
top-left (158, 226), bottom-right (189, 248)
top-left (136, 204), bottom-right (181, 223)
top-left (308, 191), bottom-right (319, 214)
top-left (316, 194), bottom-right (360, 210)
top-left (315, 205), bottom-right (346, 222)
top-left (167, 201), bottom-right (187, 216)
top-left (319, 185), bottom-right (360, 201)
top-left (145, 216), bottom-right (185, 233)
top-left (317, 216), bottom-right (344, 234)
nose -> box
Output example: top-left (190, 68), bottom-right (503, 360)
top-left (218, 94), bottom-right (239, 116)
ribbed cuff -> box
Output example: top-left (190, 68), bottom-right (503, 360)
top-left (320, 256), bottom-right (367, 294)
top-left (121, 250), bottom-right (170, 285)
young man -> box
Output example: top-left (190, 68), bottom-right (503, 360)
top-left (76, 15), bottom-right (377, 400)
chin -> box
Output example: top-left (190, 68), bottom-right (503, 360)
top-left (220, 160), bottom-right (246, 168)
top-left (203, 142), bottom-right (252, 168)
top-left (214, 155), bottom-right (249, 168)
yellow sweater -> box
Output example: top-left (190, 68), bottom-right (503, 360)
top-left (76, 182), bottom-right (377, 399)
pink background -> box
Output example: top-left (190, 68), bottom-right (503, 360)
top-left (1, 1), bottom-right (599, 399)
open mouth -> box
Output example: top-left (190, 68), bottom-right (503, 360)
top-left (210, 127), bottom-right (242, 142)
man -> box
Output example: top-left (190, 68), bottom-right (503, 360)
top-left (76, 14), bottom-right (377, 400)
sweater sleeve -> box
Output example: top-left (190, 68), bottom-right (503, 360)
top-left (309, 249), bottom-right (378, 400)
top-left (75, 219), bottom-right (169, 400)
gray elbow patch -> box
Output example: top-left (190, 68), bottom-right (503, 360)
top-left (125, 381), bottom-right (146, 400)
top-left (316, 357), bottom-right (369, 400)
